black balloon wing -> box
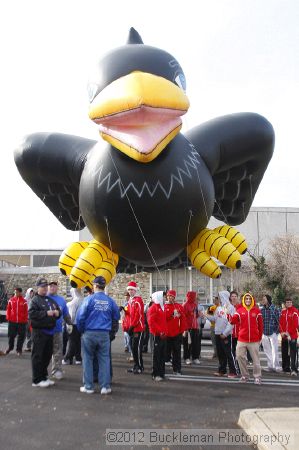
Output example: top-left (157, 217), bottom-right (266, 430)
top-left (14, 132), bottom-right (97, 230)
top-left (185, 113), bottom-right (274, 225)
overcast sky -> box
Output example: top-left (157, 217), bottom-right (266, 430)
top-left (1, 0), bottom-right (298, 249)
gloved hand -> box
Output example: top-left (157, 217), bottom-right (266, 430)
top-left (66, 324), bottom-right (73, 335)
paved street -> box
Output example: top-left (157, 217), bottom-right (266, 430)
top-left (0, 332), bottom-right (297, 450)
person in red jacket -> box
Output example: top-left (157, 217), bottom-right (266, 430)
top-left (230, 292), bottom-right (263, 384)
top-left (147, 291), bottom-right (167, 381)
top-left (126, 281), bottom-right (145, 374)
top-left (5, 287), bottom-right (28, 355)
top-left (165, 290), bottom-right (187, 375)
top-left (182, 291), bottom-right (200, 365)
top-left (279, 298), bottom-right (299, 375)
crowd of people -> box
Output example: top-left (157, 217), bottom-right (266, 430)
top-left (2, 278), bottom-right (299, 393)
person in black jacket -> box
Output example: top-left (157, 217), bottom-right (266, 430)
top-left (29, 278), bottom-right (61, 388)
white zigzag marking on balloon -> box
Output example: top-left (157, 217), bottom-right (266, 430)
top-left (96, 145), bottom-right (201, 199)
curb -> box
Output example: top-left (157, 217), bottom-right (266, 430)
top-left (238, 408), bottom-right (298, 450)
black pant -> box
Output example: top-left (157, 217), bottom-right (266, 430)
top-left (281, 338), bottom-right (298, 372)
top-left (166, 335), bottom-right (182, 372)
top-left (8, 322), bottom-right (26, 352)
top-left (165, 339), bottom-right (172, 362)
top-left (132, 332), bottom-right (144, 370)
top-left (198, 328), bottom-right (203, 357)
top-left (215, 334), bottom-right (237, 375)
top-left (152, 335), bottom-right (166, 377)
top-left (64, 325), bottom-right (82, 362)
top-left (143, 324), bottom-right (149, 352)
top-left (183, 329), bottom-right (200, 360)
top-left (62, 325), bottom-right (68, 357)
top-left (31, 329), bottom-right (53, 384)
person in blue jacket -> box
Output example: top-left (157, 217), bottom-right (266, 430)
top-left (76, 276), bottom-right (120, 395)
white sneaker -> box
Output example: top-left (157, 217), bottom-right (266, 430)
top-left (52, 370), bottom-right (64, 380)
top-left (153, 376), bottom-right (163, 382)
top-left (275, 367), bottom-right (282, 372)
top-left (165, 361), bottom-right (172, 366)
top-left (291, 371), bottom-right (298, 377)
top-left (32, 380), bottom-right (50, 388)
top-left (193, 359), bottom-right (201, 365)
top-left (185, 359), bottom-right (191, 365)
top-left (75, 360), bottom-right (82, 365)
top-left (254, 377), bottom-right (262, 385)
top-left (47, 379), bottom-right (55, 386)
top-left (101, 387), bottom-right (112, 395)
top-left (80, 386), bottom-right (95, 394)
top-left (62, 359), bottom-right (70, 365)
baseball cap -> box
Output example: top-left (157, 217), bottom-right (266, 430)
top-left (36, 278), bottom-right (48, 287)
top-left (92, 276), bottom-right (106, 287)
top-left (48, 281), bottom-right (58, 286)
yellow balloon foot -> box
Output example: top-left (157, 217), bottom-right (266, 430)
top-left (59, 240), bottom-right (118, 288)
top-left (188, 226), bottom-right (247, 278)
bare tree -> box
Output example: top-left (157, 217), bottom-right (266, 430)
top-left (247, 234), bottom-right (299, 305)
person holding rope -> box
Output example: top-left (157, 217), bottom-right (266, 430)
top-left (29, 278), bottom-right (61, 388)
top-left (126, 281), bottom-right (145, 374)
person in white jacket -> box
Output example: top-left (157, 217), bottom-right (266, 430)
top-left (63, 288), bottom-right (84, 365)
top-left (206, 290), bottom-right (238, 378)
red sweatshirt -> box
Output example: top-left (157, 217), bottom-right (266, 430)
top-left (182, 291), bottom-right (199, 329)
top-left (279, 306), bottom-right (299, 340)
top-left (165, 302), bottom-right (187, 337)
top-left (6, 296), bottom-right (28, 323)
top-left (128, 295), bottom-right (145, 332)
top-left (230, 293), bottom-right (263, 343)
top-left (147, 303), bottom-right (167, 337)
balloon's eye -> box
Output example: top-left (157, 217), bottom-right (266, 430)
top-left (175, 74), bottom-right (186, 92)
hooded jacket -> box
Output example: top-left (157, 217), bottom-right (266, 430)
top-left (25, 288), bottom-right (34, 305)
top-left (128, 293), bottom-right (145, 332)
top-left (182, 291), bottom-right (199, 329)
top-left (279, 305), bottom-right (299, 340)
top-left (6, 295), bottom-right (28, 323)
top-left (67, 288), bottom-right (84, 323)
top-left (165, 300), bottom-right (187, 337)
top-left (206, 291), bottom-right (233, 336)
top-left (230, 293), bottom-right (263, 343)
top-left (147, 291), bottom-right (167, 336)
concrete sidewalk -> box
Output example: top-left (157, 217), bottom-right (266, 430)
top-left (238, 407), bottom-right (299, 450)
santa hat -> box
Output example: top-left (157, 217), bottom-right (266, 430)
top-left (127, 281), bottom-right (137, 291)
top-left (167, 289), bottom-right (176, 298)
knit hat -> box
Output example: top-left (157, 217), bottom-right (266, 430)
top-left (127, 281), bottom-right (137, 291)
top-left (167, 289), bottom-right (176, 298)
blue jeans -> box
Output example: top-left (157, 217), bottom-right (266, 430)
top-left (82, 331), bottom-right (110, 389)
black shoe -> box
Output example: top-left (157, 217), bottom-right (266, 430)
top-left (5, 349), bottom-right (11, 355)
top-left (133, 368), bottom-right (142, 374)
top-left (127, 368), bottom-right (135, 373)
top-left (24, 348), bottom-right (31, 352)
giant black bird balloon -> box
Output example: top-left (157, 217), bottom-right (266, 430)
top-left (14, 28), bottom-right (274, 287)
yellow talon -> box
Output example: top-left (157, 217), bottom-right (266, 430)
top-left (188, 226), bottom-right (248, 278)
top-left (59, 240), bottom-right (118, 288)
